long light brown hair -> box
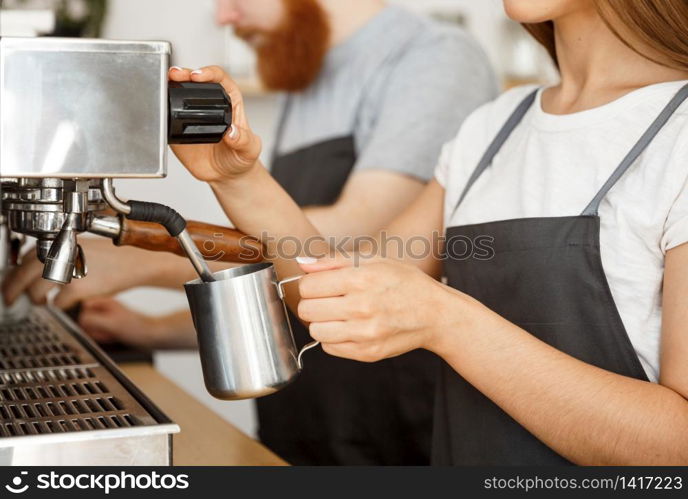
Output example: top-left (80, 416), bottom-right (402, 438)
top-left (523, 0), bottom-right (688, 70)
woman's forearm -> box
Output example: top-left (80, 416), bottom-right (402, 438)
top-left (210, 162), bottom-right (324, 249)
top-left (433, 290), bottom-right (688, 465)
top-left (209, 164), bottom-right (445, 310)
top-left (209, 162), bottom-right (329, 307)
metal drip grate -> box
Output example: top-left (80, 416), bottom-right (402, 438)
top-left (0, 309), bottom-right (159, 437)
top-left (0, 316), bottom-right (83, 369)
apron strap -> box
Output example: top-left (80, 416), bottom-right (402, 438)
top-left (270, 95), bottom-right (293, 164)
top-left (450, 89), bottom-right (539, 218)
top-left (582, 83), bottom-right (688, 216)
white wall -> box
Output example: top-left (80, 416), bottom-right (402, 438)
top-left (100, 0), bottom-right (554, 440)
top-left (393, 0), bottom-right (508, 76)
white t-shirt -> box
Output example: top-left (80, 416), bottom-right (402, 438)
top-left (435, 81), bottom-right (688, 383)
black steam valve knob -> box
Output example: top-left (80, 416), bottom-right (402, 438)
top-left (168, 82), bottom-right (232, 144)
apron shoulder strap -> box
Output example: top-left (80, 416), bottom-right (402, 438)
top-left (450, 89), bottom-right (539, 218)
top-left (271, 95), bottom-right (293, 164)
top-left (582, 83), bottom-right (688, 216)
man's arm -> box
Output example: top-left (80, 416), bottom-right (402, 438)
top-left (79, 297), bottom-right (197, 349)
top-left (304, 170), bottom-right (424, 244)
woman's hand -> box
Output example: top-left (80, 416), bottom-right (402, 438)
top-left (168, 66), bottom-right (262, 183)
top-left (296, 254), bottom-right (471, 362)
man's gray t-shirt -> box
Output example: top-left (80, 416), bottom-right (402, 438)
top-left (272, 5), bottom-right (498, 182)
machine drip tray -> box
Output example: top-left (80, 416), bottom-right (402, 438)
top-left (0, 307), bottom-right (178, 465)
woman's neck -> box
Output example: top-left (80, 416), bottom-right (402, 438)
top-left (543, 8), bottom-right (688, 114)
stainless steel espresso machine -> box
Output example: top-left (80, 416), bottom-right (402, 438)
top-left (0, 37), bottom-right (259, 465)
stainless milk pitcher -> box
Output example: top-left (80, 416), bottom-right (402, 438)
top-left (184, 263), bottom-right (319, 400)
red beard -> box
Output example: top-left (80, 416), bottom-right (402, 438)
top-left (235, 0), bottom-right (331, 92)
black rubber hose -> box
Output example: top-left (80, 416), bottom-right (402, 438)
top-left (126, 201), bottom-right (187, 237)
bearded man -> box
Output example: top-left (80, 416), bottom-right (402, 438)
top-left (4, 0), bottom-right (497, 465)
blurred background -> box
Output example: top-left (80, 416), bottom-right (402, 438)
top-left (0, 0), bottom-right (557, 437)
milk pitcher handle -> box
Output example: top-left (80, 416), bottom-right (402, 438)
top-left (277, 275), bottom-right (320, 369)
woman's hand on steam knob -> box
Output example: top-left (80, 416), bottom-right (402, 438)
top-left (168, 66), bottom-right (263, 183)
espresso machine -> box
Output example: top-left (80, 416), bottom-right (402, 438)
top-left (0, 36), bottom-right (261, 465)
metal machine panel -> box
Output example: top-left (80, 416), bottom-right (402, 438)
top-left (0, 37), bottom-right (170, 178)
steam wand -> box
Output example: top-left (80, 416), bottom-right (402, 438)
top-left (101, 179), bottom-right (216, 283)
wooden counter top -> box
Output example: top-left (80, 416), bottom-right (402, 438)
top-left (120, 363), bottom-right (287, 466)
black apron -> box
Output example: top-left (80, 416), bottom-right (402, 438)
top-left (434, 84), bottom-right (688, 465)
top-left (257, 98), bottom-right (438, 465)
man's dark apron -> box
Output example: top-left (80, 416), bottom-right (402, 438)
top-left (257, 98), bottom-right (438, 465)
top-left (434, 84), bottom-right (688, 465)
